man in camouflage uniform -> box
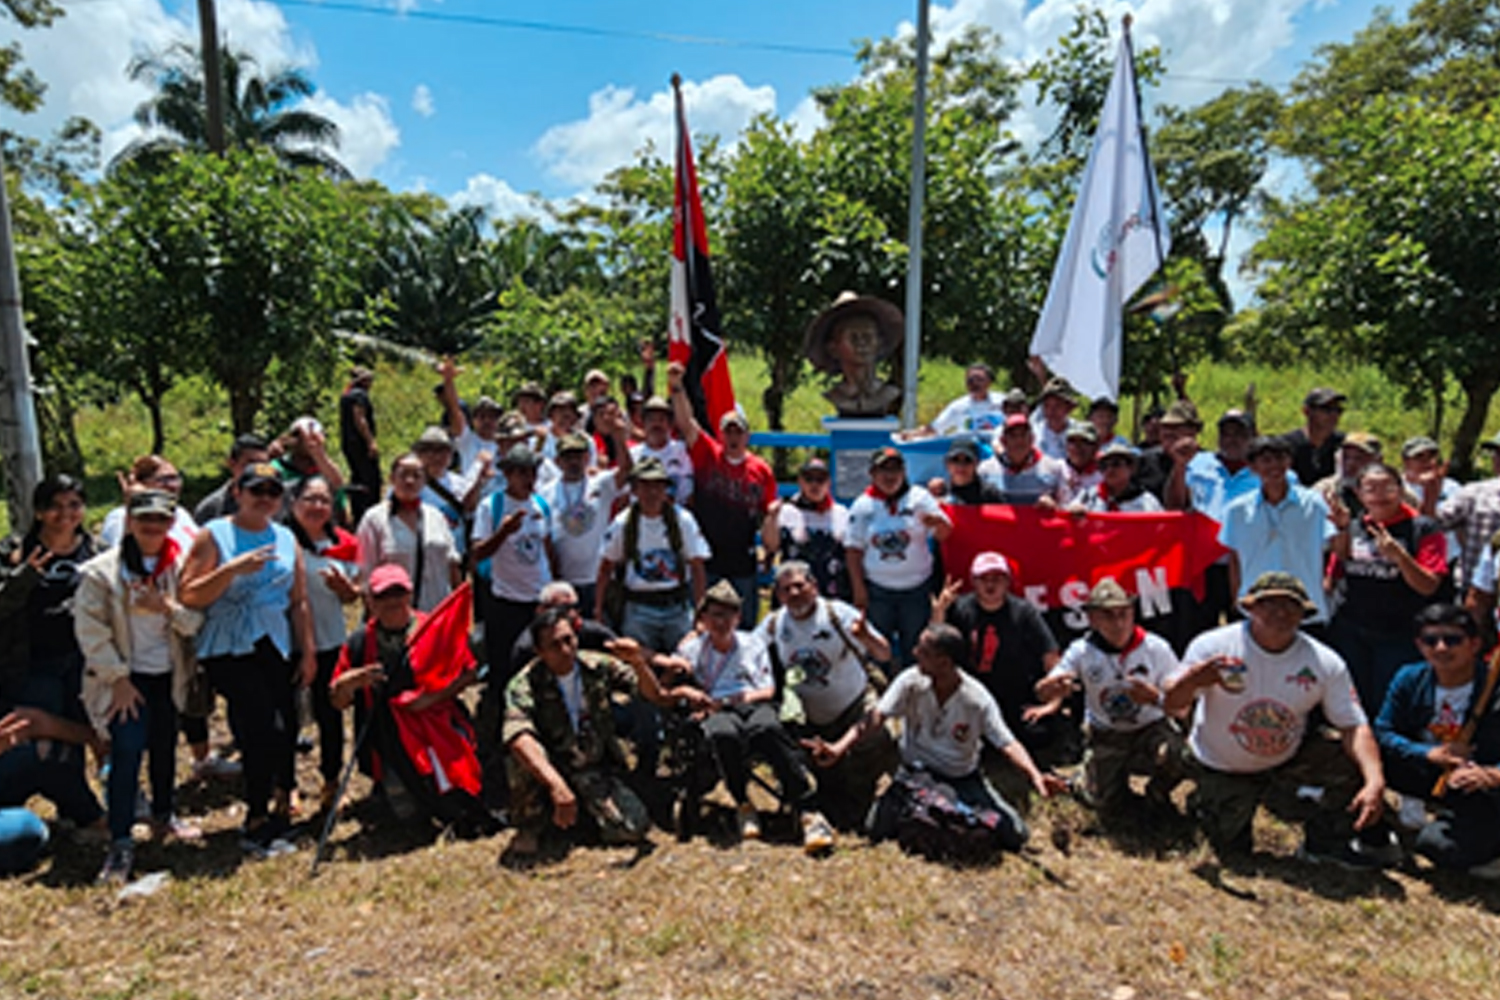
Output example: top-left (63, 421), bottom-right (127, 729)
top-left (503, 607), bottom-right (673, 858)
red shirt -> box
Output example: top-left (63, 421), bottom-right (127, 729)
top-left (690, 433), bottom-right (777, 577)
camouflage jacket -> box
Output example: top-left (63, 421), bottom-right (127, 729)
top-left (502, 650), bottom-right (636, 772)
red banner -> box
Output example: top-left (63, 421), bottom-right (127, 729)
top-left (941, 506), bottom-right (1228, 617)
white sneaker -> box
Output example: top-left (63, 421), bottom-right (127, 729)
top-left (801, 811), bottom-right (835, 854)
top-left (737, 804), bottom-right (761, 841)
top-left (192, 754), bottom-right (242, 780)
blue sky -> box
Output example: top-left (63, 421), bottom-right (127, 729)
top-left (12, 1), bottom-right (1387, 235)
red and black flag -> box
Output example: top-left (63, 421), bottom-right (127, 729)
top-left (668, 74), bottom-right (736, 437)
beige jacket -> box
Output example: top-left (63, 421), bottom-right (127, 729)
top-left (74, 546), bottom-right (203, 736)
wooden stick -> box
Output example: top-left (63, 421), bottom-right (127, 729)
top-left (1432, 642), bottom-right (1500, 797)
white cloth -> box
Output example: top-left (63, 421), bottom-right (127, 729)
top-left (302, 538), bottom-right (358, 653)
top-left (845, 486), bottom-right (949, 591)
top-left (630, 439), bottom-right (694, 504)
top-left (931, 393), bottom-right (1006, 436)
top-left (1176, 622), bottom-right (1366, 774)
top-left (556, 664), bottom-right (585, 732)
top-left (356, 503), bottom-right (458, 614)
top-left (544, 472), bottom-right (623, 585)
top-left (1473, 544), bottom-right (1497, 595)
top-left (1050, 630), bottom-right (1177, 731)
top-left (473, 492), bottom-right (553, 601)
top-left (125, 560), bottom-right (174, 676)
top-left (99, 506), bottom-right (200, 554)
top-left (878, 666), bottom-right (1015, 777)
top-left (678, 630), bottom-right (773, 701)
top-left (756, 599), bottom-right (878, 726)
top-left (1076, 488), bottom-right (1163, 513)
top-left (601, 505), bottom-right (711, 592)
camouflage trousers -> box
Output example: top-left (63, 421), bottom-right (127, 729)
top-left (787, 688), bottom-right (899, 832)
top-left (507, 758), bottom-right (650, 846)
top-left (1082, 718), bottom-right (1189, 814)
top-left (1189, 732), bottom-right (1363, 857)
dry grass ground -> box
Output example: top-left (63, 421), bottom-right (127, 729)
top-left (5, 729), bottom-right (1500, 1000)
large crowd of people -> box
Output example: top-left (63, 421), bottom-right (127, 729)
top-left (4, 353), bottom-right (1500, 886)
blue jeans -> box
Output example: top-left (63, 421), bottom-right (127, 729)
top-left (107, 672), bottom-right (179, 842)
top-left (865, 580), bottom-right (931, 669)
top-left (621, 599), bottom-right (694, 655)
top-left (708, 573), bottom-right (760, 629)
top-left (0, 737), bottom-right (102, 827)
top-left (0, 808), bottom-right (48, 876)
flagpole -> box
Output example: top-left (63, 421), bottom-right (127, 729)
top-left (900, 0), bottom-right (930, 429)
top-left (1121, 14), bottom-right (1174, 371)
top-left (671, 74), bottom-right (697, 320)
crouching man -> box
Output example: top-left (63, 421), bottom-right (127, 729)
top-left (1033, 579), bottom-right (1186, 822)
top-left (1373, 603), bottom-right (1500, 875)
top-left (810, 624), bottom-right (1064, 854)
top-left (503, 608), bottom-right (674, 859)
top-left (1164, 572), bottom-right (1396, 867)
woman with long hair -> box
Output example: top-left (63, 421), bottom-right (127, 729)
top-left (286, 476), bottom-right (361, 811)
top-left (356, 452), bottom-right (460, 614)
top-left (180, 464), bottom-right (316, 857)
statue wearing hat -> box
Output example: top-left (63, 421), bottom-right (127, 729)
top-left (804, 292), bottom-right (904, 418)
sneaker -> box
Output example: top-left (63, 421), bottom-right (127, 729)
top-left (192, 753), bottom-right (242, 781)
top-left (737, 804), bottom-right (761, 841)
top-left (1298, 832), bottom-right (1400, 871)
top-left (240, 821), bottom-right (296, 859)
top-left (97, 841), bottom-right (134, 885)
top-left (801, 811), bottom-right (835, 854)
top-left (1468, 856), bottom-right (1500, 880)
top-left (151, 816), bottom-right (203, 843)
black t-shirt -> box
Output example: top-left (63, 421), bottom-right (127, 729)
top-left (1285, 427), bottom-right (1344, 489)
top-left (26, 533), bottom-right (94, 660)
top-left (340, 387), bottom-right (376, 461)
top-left (1133, 447), bottom-right (1174, 502)
top-left (943, 593), bottom-right (1059, 729)
top-left (946, 480), bottom-right (1004, 506)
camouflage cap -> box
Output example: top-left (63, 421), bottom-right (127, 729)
top-left (1159, 400), bottom-right (1203, 429)
top-left (1239, 571), bottom-right (1317, 617)
top-left (1084, 578), bottom-right (1132, 609)
top-left (631, 456), bottom-right (670, 483)
top-left (698, 578), bottom-right (743, 615)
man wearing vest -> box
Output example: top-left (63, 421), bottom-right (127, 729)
top-left (596, 458), bottom-right (710, 654)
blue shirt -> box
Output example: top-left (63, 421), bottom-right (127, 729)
top-left (1218, 485), bottom-right (1335, 622)
top-left (197, 518), bottom-right (297, 659)
top-left (1186, 452), bottom-right (1261, 523)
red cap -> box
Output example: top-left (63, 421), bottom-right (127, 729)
top-left (1002, 413), bottom-right (1031, 430)
top-left (369, 564), bottom-right (413, 596)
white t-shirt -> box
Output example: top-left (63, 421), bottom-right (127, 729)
top-left (1176, 622), bottom-right (1366, 774)
top-left (845, 485), bottom-right (949, 591)
top-left (931, 393), bottom-right (1006, 436)
top-left (473, 492), bottom-right (553, 601)
top-left (556, 664), bottom-right (585, 732)
top-left (601, 504), bottom-right (712, 593)
top-left (125, 560), bottom-right (173, 676)
top-left (454, 427), bottom-right (496, 480)
top-left (756, 599), bottom-right (879, 726)
top-left (630, 439), bottom-right (694, 504)
top-left (544, 472), bottom-right (623, 585)
top-left (877, 666), bottom-right (1015, 778)
top-left (1472, 544), bottom-right (1497, 595)
top-left (1430, 683), bottom-right (1473, 741)
top-left (1050, 630), bottom-right (1178, 731)
top-left (678, 630), bottom-right (774, 701)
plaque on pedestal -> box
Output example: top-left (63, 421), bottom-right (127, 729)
top-left (823, 417), bottom-right (899, 501)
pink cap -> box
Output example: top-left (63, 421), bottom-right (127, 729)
top-left (1002, 413), bottom-right (1030, 430)
top-left (369, 564), bottom-right (413, 596)
top-left (970, 551), bottom-right (1011, 578)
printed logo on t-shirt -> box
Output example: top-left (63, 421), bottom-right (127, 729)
top-left (1285, 666), bottom-right (1317, 690)
top-left (1228, 698), bottom-right (1299, 757)
top-left (1100, 684), bottom-right (1142, 725)
top-left (971, 626), bottom-right (999, 674)
top-left (513, 528), bottom-right (545, 565)
top-left (637, 548), bottom-right (682, 584)
top-left (951, 722), bottom-right (971, 743)
top-left (560, 501), bottom-right (596, 538)
top-left (871, 529), bottom-right (911, 561)
top-left (788, 647), bottom-right (832, 687)
top-left (1429, 699), bottom-right (1464, 743)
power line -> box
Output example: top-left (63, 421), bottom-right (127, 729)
top-left (266, 0), bottom-right (855, 60)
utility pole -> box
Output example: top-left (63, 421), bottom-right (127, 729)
top-left (900, 0), bottom-right (930, 429)
top-left (199, 0), bottom-right (226, 154)
top-left (0, 143), bottom-right (44, 528)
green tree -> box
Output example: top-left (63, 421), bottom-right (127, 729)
top-left (110, 44), bottom-right (347, 177)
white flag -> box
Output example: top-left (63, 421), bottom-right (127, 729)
top-left (1028, 31), bottom-right (1170, 402)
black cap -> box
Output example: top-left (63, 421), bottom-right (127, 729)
top-left (946, 438), bottom-right (981, 462)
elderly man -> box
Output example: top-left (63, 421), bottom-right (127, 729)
top-left (666, 582), bottom-right (830, 850)
top-left (503, 608), bottom-right (673, 858)
top-left (924, 362), bottom-right (1007, 437)
top-left (934, 551), bottom-right (1062, 757)
top-left (1031, 376), bottom-right (1079, 461)
top-left (978, 414), bottom-right (1066, 508)
top-left (1060, 422), bottom-right (1103, 503)
top-left (757, 561), bottom-right (895, 830)
top-left (1373, 603), bottom-right (1500, 875)
top-left (668, 362), bottom-right (777, 626)
top-left (1034, 580), bottom-right (1185, 820)
top-left (811, 623), bottom-right (1064, 852)
top-left (546, 419), bottom-right (633, 617)
top-left (1164, 572), bottom-right (1395, 866)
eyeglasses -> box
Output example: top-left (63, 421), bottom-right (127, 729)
top-left (149, 473), bottom-right (183, 487)
top-left (1417, 632), bottom-right (1469, 649)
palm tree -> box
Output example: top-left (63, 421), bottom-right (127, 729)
top-left (108, 43), bottom-right (348, 177)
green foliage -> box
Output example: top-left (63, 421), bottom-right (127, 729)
top-left (477, 280), bottom-right (641, 396)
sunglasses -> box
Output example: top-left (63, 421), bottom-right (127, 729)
top-left (1100, 458), bottom-right (1134, 469)
top-left (248, 484), bottom-right (284, 499)
top-left (1417, 632), bottom-right (1469, 649)
top-left (947, 455), bottom-right (976, 465)
top-left (800, 473), bottom-right (830, 484)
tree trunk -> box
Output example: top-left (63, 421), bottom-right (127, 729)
top-left (1451, 372), bottom-right (1499, 481)
top-left (145, 394), bottom-right (165, 457)
top-left (762, 353), bottom-right (789, 481)
top-left (34, 378), bottom-right (84, 477)
top-left (1429, 369), bottom-right (1446, 441)
top-left (228, 375), bottom-right (262, 437)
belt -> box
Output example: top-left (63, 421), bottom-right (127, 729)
top-left (625, 587), bottom-right (688, 607)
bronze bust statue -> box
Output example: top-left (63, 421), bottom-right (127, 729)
top-left (804, 292), bottom-right (903, 418)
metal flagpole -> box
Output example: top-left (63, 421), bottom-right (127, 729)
top-left (900, 0), bottom-right (930, 429)
top-left (0, 142), bottom-right (43, 528)
top-left (1121, 14), bottom-right (1174, 370)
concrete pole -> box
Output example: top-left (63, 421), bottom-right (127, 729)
top-left (900, 0), bottom-right (930, 429)
top-left (0, 151), bottom-right (44, 528)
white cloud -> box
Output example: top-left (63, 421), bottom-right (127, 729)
top-left (786, 94), bottom-right (825, 140)
top-left (534, 74), bottom-right (777, 188)
top-left (411, 83), bottom-right (435, 118)
top-left (450, 173), bottom-right (543, 222)
top-left (299, 92), bottom-right (401, 178)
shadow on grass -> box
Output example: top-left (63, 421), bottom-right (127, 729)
top-left (1191, 853), bottom-right (1409, 903)
top-left (1418, 869), bottom-right (1500, 914)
